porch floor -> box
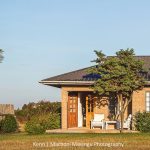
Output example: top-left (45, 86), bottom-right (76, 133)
top-left (46, 127), bottom-right (138, 134)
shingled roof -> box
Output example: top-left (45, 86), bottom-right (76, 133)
top-left (40, 56), bottom-right (150, 88)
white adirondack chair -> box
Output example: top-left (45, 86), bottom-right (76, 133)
top-left (91, 114), bottom-right (104, 129)
top-left (123, 114), bottom-right (132, 130)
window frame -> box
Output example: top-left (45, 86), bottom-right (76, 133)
top-left (145, 91), bottom-right (150, 112)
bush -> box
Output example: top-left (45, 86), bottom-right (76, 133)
top-left (15, 101), bottom-right (61, 122)
top-left (46, 113), bottom-right (60, 130)
top-left (25, 120), bottom-right (45, 134)
top-left (0, 119), bottom-right (2, 131)
top-left (38, 113), bottom-right (60, 130)
top-left (25, 113), bottom-right (61, 134)
top-left (134, 111), bottom-right (150, 132)
top-left (1, 115), bottom-right (18, 133)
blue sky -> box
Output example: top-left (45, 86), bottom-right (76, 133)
top-left (0, 0), bottom-right (150, 108)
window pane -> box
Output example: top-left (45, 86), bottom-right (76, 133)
top-left (146, 107), bottom-right (150, 112)
top-left (146, 97), bottom-right (150, 102)
top-left (146, 92), bottom-right (150, 97)
top-left (146, 92), bottom-right (150, 112)
top-left (146, 102), bottom-right (150, 107)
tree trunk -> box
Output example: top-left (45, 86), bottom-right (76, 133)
top-left (118, 93), bottom-right (124, 133)
top-left (120, 105), bottom-right (124, 133)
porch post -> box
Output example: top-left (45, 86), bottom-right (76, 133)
top-left (78, 92), bottom-right (83, 127)
top-left (61, 89), bottom-right (68, 129)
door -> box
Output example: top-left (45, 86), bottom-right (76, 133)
top-left (86, 94), bottom-right (94, 128)
top-left (67, 92), bottom-right (78, 128)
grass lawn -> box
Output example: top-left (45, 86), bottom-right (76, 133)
top-left (0, 133), bottom-right (150, 150)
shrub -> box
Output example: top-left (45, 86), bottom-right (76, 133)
top-left (134, 111), bottom-right (150, 132)
top-left (15, 101), bottom-right (61, 122)
top-left (0, 119), bottom-right (2, 131)
top-left (38, 113), bottom-right (61, 130)
top-left (25, 119), bottom-right (45, 134)
top-left (1, 115), bottom-right (18, 133)
top-left (45, 113), bottom-right (60, 130)
top-left (25, 113), bottom-right (61, 134)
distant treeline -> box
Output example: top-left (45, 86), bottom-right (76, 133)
top-left (15, 101), bottom-right (61, 122)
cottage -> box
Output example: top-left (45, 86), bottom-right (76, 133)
top-left (40, 56), bottom-right (150, 130)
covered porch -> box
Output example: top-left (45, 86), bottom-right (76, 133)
top-left (61, 87), bottom-right (132, 130)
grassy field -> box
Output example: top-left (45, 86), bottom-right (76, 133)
top-left (0, 133), bottom-right (150, 150)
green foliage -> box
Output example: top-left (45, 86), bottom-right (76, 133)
top-left (30, 113), bottom-right (60, 130)
top-left (44, 113), bottom-right (61, 130)
top-left (15, 109), bottom-right (28, 123)
top-left (89, 48), bottom-right (145, 131)
top-left (1, 115), bottom-right (18, 133)
top-left (0, 49), bottom-right (4, 63)
top-left (89, 48), bottom-right (145, 106)
top-left (25, 120), bottom-right (45, 134)
top-left (134, 111), bottom-right (150, 132)
top-left (15, 101), bottom-right (61, 122)
top-left (25, 113), bottom-right (61, 134)
top-left (16, 101), bottom-right (61, 134)
top-left (0, 119), bottom-right (2, 131)
top-left (89, 48), bottom-right (145, 96)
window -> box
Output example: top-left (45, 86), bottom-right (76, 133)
top-left (146, 92), bottom-right (150, 112)
top-left (69, 96), bottom-right (77, 113)
top-left (109, 100), bottom-right (116, 115)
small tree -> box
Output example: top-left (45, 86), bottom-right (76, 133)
top-left (89, 48), bottom-right (145, 132)
top-left (0, 49), bottom-right (4, 63)
top-left (1, 114), bottom-right (18, 133)
top-left (134, 111), bottom-right (150, 132)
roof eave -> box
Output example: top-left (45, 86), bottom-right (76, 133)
top-left (39, 80), bottom-right (95, 88)
top-left (39, 80), bottom-right (150, 88)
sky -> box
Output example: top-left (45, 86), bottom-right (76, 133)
top-left (0, 0), bottom-right (150, 109)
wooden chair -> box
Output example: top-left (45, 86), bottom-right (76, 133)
top-left (123, 114), bottom-right (132, 130)
top-left (91, 114), bottom-right (104, 129)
